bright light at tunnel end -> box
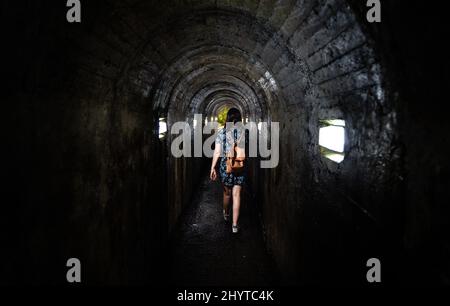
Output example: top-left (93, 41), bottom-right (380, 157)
top-left (158, 118), bottom-right (167, 139)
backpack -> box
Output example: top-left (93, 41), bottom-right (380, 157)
top-left (224, 129), bottom-right (245, 174)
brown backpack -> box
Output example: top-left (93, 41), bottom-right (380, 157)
top-left (225, 130), bottom-right (245, 174)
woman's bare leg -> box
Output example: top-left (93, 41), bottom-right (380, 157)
top-left (223, 186), bottom-right (232, 214)
top-left (232, 185), bottom-right (242, 226)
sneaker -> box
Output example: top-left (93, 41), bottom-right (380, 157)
top-left (223, 210), bottom-right (230, 222)
top-left (232, 225), bottom-right (239, 234)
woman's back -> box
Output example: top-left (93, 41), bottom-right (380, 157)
top-left (216, 127), bottom-right (244, 155)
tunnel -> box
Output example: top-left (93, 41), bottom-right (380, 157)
top-left (3, 0), bottom-right (450, 289)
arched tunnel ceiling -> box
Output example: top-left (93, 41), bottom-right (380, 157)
top-left (159, 51), bottom-right (272, 116)
top-left (172, 72), bottom-right (264, 117)
top-left (85, 0), bottom-right (380, 123)
top-left (150, 40), bottom-right (285, 121)
top-left (118, 2), bottom-right (329, 117)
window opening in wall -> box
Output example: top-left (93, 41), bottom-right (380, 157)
top-left (193, 117), bottom-right (198, 129)
top-left (319, 119), bottom-right (346, 163)
top-left (159, 118), bottom-right (167, 139)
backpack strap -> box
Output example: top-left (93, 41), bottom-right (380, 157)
top-left (222, 128), bottom-right (226, 157)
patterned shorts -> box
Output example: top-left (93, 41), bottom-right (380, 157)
top-left (219, 157), bottom-right (245, 187)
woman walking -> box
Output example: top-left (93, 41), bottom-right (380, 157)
top-left (210, 108), bottom-right (246, 234)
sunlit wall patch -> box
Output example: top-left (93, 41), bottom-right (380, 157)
top-left (159, 118), bottom-right (167, 139)
top-left (258, 70), bottom-right (279, 91)
top-left (319, 119), bottom-right (346, 163)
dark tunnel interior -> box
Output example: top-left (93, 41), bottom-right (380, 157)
top-left (2, 0), bottom-right (450, 288)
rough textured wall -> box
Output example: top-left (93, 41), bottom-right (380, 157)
top-left (4, 1), bottom-right (168, 285)
top-left (349, 0), bottom-right (450, 285)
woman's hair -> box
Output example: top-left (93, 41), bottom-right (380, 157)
top-left (225, 108), bottom-right (242, 124)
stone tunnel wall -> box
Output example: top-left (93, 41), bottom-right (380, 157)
top-left (255, 1), bottom-right (402, 285)
top-left (4, 1), bottom-right (169, 284)
top-left (349, 0), bottom-right (450, 285)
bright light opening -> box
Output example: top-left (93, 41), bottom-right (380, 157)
top-left (319, 126), bottom-right (345, 153)
top-left (159, 118), bottom-right (167, 139)
top-left (319, 120), bottom-right (346, 163)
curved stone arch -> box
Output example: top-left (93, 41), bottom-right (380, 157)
top-left (206, 98), bottom-right (243, 119)
top-left (179, 83), bottom-right (255, 124)
top-left (168, 70), bottom-right (261, 112)
top-left (193, 86), bottom-right (253, 119)
top-left (188, 78), bottom-right (262, 115)
top-left (206, 98), bottom-right (245, 122)
top-left (129, 6), bottom-right (317, 113)
top-left (99, 0), bottom-right (378, 115)
top-left (150, 44), bottom-right (281, 114)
